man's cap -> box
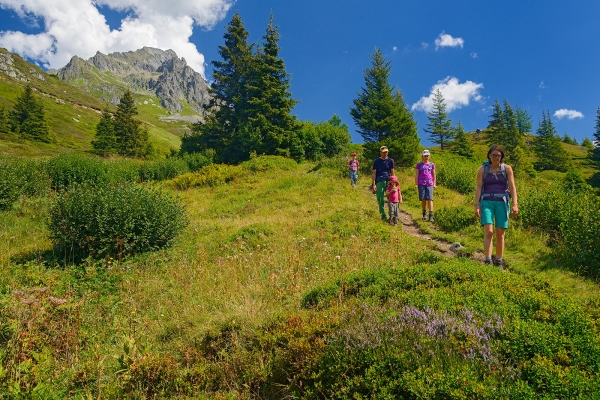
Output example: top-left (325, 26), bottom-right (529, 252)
top-left (422, 150), bottom-right (430, 156)
top-left (380, 146), bottom-right (389, 152)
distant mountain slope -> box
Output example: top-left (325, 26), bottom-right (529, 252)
top-left (49, 47), bottom-right (210, 115)
top-left (0, 48), bottom-right (185, 158)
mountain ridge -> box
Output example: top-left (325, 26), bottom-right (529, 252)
top-left (49, 47), bottom-right (210, 115)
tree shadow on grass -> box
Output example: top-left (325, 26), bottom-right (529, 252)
top-left (10, 247), bottom-right (80, 268)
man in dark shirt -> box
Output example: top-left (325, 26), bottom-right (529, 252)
top-left (371, 146), bottom-right (395, 220)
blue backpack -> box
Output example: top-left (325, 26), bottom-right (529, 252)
top-left (480, 161), bottom-right (510, 202)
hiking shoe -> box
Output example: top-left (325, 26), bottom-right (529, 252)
top-left (494, 258), bottom-right (508, 270)
top-left (429, 214), bottom-right (434, 222)
top-left (422, 214), bottom-right (427, 221)
top-left (484, 258), bottom-right (492, 265)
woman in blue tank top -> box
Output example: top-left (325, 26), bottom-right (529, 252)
top-left (474, 145), bottom-right (519, 269)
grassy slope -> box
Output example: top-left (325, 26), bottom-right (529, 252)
top-left (0, 49), bottom-right (185, 158)
top-left (1, 155), bottom-right (600, 396)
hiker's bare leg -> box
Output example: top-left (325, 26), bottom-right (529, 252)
top-left (495, 227), bottom-right (506, 259)
top-left (483, 224), bottom-right (494, 258)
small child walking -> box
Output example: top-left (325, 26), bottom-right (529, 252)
top-left (348, 152), bottom-right (359, 187)
top-left (415, 149), bottom-right (436, 222)
top-left (385, 175), bottom-right (403, 225)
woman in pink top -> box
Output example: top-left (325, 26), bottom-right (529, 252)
top-left (414, 150), bottom-right (436, 222)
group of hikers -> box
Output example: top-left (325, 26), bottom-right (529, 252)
top-left (348, 145), bottom-right (519, 269)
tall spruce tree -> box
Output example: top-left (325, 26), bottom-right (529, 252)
top-left (246, 14), bottom-right (299, 158)
top-left (449, 121), bottom-right (474, 159)
top-left (114, 90), bottom-right (150, 158)
top-left (8, 84), bottom-right (51, 142)
top-left (92, 109), bottom-right (117, 156)
top-left (486, 99), bottom-right (505, 147)
top-left (533, 110), bottom-right (569, 171)
top-left (350, 48), bottom-right (420, 165)
top-left (185, 12), bottom-right (255, 162)
top-left (592, 107), bottom-right (600, 163)
top-left (423, 89), bottom-right (453, 150)
top-left (501, 100), bottom-right (522, 153)
top-left (515, 104), bottom-right (532, 138)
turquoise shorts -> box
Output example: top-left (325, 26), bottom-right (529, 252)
top-left (480, 199), bottom-right (509, 229)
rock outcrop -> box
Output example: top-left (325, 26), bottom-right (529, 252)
top-left (51, 47), bottom-right (210, 114)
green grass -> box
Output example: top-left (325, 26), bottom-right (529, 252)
top-left (2, 155), bottom-right (600, 397)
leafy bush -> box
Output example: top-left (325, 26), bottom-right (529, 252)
top-left (435, 154), bottom-right (478, 195)
top-left (138, 157), bottom-right (190, 182)
top-left (168, 164), bottom-right (242, 190)
top-left (293, 261), bottom-right (600, 398)
top-left (181, 151), bottom-right (214, 172)
top-left (48, 181), bottom-right (188, 261)
top-left (46, 153), bottom-right (109, 190)
top-left (434, 205), bottom-right (477, 232)
top-left (241, 155), bottom-right (297, 173)
top-left (0, 157), bottom-right (49, 210)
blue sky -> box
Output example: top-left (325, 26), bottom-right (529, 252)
top-left (0, 0), bottom-right (598, 145)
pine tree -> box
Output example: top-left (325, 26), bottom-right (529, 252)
top-left (423, 89), bottom-right (453, 150)
top-left (246, 13), bottom-right (299, 158)
top-left (582, 137), bottom-right (594, 151)
top-left (592, 107), bottom-right (600, 163)
top-left (350, 48), bottom-right (419, 165)
top-left (515, 105), bottom-right (532, 137)
top-left (8, 84), bottom-right (51, 142)
top-left (562, 133), bottom-right (577, 146)
top-left (533, 110), bottom-right (569, 171)
top-left (449, 121), bottom-right (474, 159)
top-left (501, 100), bottom-right (522, 153)
top-left (92, 109), bottom-right (117, 156)
top-left (114, 90), bottom-right (150, 158)
top-left (486, 99), bottom-right (505, 147)
top-left (185, 12), bottom-right (255, 162)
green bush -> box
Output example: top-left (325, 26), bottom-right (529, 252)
top-left (434, 205), bottom-right (477, 232)
top-left (46, 153), bottom-right (109, 190)
top-left (138, 157), bottom-right (190, 182)
top-left (241, 155), bottom-right (297, 173)
top-left (168, 164), bottom-right (242, 190)
top-left (48, 181), bottom-right (188, 261)
top-left (0, 157), bottom-right (49, 210)
top-left (436, 154), bottom-right (478, 195)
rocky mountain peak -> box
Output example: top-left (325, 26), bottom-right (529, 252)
top-left (52, 47), bottom-right (210, 114)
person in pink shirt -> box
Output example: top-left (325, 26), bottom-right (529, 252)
top-left (348, 152), bottom-right (359, 187)
top-left (385, 175), bottom-right (403, 226)
top-left (415, 149), bottom-right (436, 222)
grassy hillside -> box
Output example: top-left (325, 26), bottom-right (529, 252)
top-left (2, 154), bottom-right (600, 398)
top-left (0, 49), bottom-right (186, 158)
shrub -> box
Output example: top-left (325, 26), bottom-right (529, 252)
top-left (46, 153), bottom-right (109, 190)
top-left (48, 181), bottom-right (187, 261)
top-left (434, 205), bottom-right (477, 232)
top-left (181, 151), bottom-right (214, 172)
top-left (168, 164), bottom-right (242, 190)
top-left (436, 155), bottom-right (478, 195)
top-left (241, 155), bottom-right (297, 173)
top-left (0, 157), bottom-right (49, 210)
top-left (138, 157), bottom-right (190, 182)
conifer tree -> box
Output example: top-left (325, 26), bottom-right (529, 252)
top-left (501, 100), bottom-right (522, 152)
top-left (350, 48), bottom-right (420, 165)
top-left (591, 107), bottom-right (600, 163)
top-left (533, 110), bottom-right (569, 171)
top-left (449, 121), bottom-right (474, 159)
top-left (186, 12), bottom-right (255, 162)
top-left (562, 133), bottom-right (577, 146)
top-left (246, 13), bottom-right (299, 158)
top-left (423, 89), bottom-right (453, 150)
top-left (8, 84), bottom-right (51, 142)
top-left (92, 109), bottom-right (117, 156)
top-left (486, 99), bottom-right (505, 147)
top-left (515, 105), bottom-right (532, 137)
top-left (114, 90), bottom-right (150, 158)
top-left (582, 137), bottom-right (594, 151)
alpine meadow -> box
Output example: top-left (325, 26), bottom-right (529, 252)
top-left (2, 9), bottom-right (600, 400)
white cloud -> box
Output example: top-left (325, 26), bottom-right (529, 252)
top-left (0, 0), bottom-right (234, 75)
top-left (421, 42), bottom-right (429, 49)
top-left (470, 52), bottom-right (477, 59)
top-left (539, 81), bottom-right (547, 89)
top-left (554, 109), bottom-right (584, 120)
top-left (393, 46), bottom-right (397, 51)
top-left (411, 76), bottom-right (484, 113)
top-left (434, 32), bottom-right (464, 49)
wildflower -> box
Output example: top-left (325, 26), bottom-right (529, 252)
top-left (335, 255), bottom-right (341, 260)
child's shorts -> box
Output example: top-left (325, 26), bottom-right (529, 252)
top-left (418, 185), bottom-right (434, 201)
top-left (480, 199), bottom-right (509, 229)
